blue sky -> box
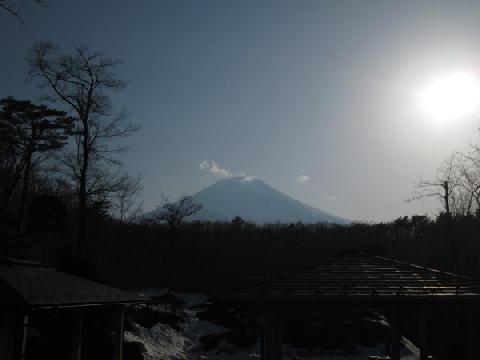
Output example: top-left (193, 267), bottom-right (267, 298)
top-left (2, 0), bottom-right (480, 221)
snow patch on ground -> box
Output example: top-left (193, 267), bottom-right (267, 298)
top-left (401, 336), bottom-right (420, 360)
top-left (126, 321), bottom-right (187, 359)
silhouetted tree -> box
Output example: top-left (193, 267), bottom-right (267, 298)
top-left (231, 216), bottom-right (246, 226)
top-left (0, 97), bottom-right (72, 231)
top-left (110, 174), bottom-right (143, 222)
top-left (154, 194), bottom-right (202, 232)
top-left (407, 152), bottom-right (480, 269)
top-left (0, 0), bottom-right (46, 25)
top-left (27, 42), bottom-right (139, 258)
top-left (456, 150), bottom-right (480, 216)
top-left (0, 112), bottom-right (18, 212)
top-left (151, 194), bottom-right (202, 291)
top-left (408, 153), bottom-right (462, 216)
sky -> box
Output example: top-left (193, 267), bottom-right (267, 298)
top-left (2, 0), bottom-right (480, 222)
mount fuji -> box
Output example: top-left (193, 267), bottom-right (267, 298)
top-left (184, 176), bottom-right (349, 224)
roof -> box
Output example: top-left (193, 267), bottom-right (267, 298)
top-left (0, 260), bottom-right (149, 308)
top-left (214, 250), bottom-right (480, 305)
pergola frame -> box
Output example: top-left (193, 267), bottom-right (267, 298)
top-left (249, 301), bottom-right (479, 360)
top-left (214, 250), bottom-right (480, 360)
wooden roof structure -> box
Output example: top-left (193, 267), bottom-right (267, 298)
top-left (0, 259), bottom-right (148, 309)
top-left (214, 250), bottom-right (480, 305)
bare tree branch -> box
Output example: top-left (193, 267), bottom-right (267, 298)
top-left (152, 195), bottom-right (202, 231)
top-left (407, 153), bottom-right (463, 215)
top-left (1, 0), bottom-right (47, 26)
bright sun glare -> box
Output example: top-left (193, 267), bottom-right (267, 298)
top-left (417, 70), bottom-right (480, 123)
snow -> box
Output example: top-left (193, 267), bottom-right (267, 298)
top-left (126, 289), bottom-right (233, 359)
top-left (126, 289), bottom-right (419, 360)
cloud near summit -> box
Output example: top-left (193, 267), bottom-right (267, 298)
top-left (297, 175), bottom-right (311, 184)
top-left (199, 160), bottom-right (232, 177)
top-left (199, 160), bottom-right (258, 180)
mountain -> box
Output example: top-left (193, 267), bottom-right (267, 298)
top-left (183, 176), bottom-right (349, 224)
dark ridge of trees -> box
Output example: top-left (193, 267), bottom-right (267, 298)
top-left (78, 213), bottom-right (478, 293)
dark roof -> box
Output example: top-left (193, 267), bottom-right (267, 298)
top-left (214, 250), bottom-right (480, 304)
top-left (0, 260), bottom-right (148, 308)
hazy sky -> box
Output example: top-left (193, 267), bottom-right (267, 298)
top-left (2, 0), bottom-right (480, 221)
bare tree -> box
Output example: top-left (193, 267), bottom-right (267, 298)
top-left (0, 0), bottom-right (46, 25)
top-left (105, 173), bottom-right (143, 222)
top-left (411, 150), bottom-right (480, 217)
top-left (27, 42), bottom-right (140, 257)
top-left (464, 146), bottom-right (480, 215)
top-left (151, 194), bottom-right (202, 291)
top-left (408, 153), bottom-right (463, 216)
top-left (154, 194), bottom-right (202, 232)
top-left (408, 152), bottom-right (477, 269)
top-left (453, 152), bottom-right (480, 216)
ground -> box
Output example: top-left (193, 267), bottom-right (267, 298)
top-left (125, 289), bottom-right (419, 360)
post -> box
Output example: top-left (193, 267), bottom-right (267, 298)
top-left (383, 305), bottom-right (390, 355)
top-left (113, 307), bottom-right (125, 360)
top-left (0, 311), bottom-right (13, 360)
top-left (71, 309), bottom-right (84, 360)
top-left (10, 312), bottom-right (27, 360)
top-left (20, 315), bottom-right (28, 360)
top-left (390, 307), bottom-right (400, 360)
top-left (260, 331), bottom-right (265, 360)
top-left (418, 308), bottom-right (429, 360)
top-left (467, 305), bottom-right (476, 360)
top-left (263, 309), bottom-right (282, 360)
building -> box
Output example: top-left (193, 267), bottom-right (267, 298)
top-left (0, 258), bottom-right (149, 360)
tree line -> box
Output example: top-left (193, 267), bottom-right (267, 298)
top-left (89, 214), bottom-right (478, 291)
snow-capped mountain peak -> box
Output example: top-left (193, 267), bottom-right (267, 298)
top-left (185, 176), bottom-right (348, 224)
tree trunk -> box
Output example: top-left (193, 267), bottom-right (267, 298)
top-left (17, 151), bottom-right (32, 238)
top-left (78, 170), bottom-right (87, 259)
top-left (77, 118), bottom-right (89, 260)
top-left (443, 181), bottom-right (450, 216)
top-left (443, 181), bottom-right (456, 269)
top-left (1, 166), bottom-right (23, 214)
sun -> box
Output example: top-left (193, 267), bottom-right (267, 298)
top-left (416, 69), bottom-right (480, 123)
